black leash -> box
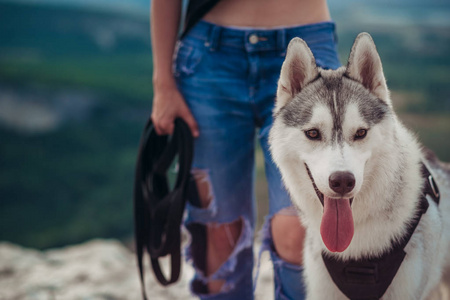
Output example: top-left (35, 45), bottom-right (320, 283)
top-left (133, 118), bottom-right (196, 299)
top-left (322, 163), bottom-right (440, 300)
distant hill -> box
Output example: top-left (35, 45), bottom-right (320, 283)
top-left (0, 2), bottom-right (153, 249)
top-left (0, 0), bottom-right (448, 251)
top-left (0, 2), bottom-right (150, 58)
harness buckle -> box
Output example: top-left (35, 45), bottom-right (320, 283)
top-left (428, 175), bottom-right (440, 200)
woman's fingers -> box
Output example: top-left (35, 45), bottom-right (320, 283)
top-left (160, 119), bottom-right (175, 135)
top-left (151, 86), bottom-right (199, 137)
top-left (152, 115), bottom-right (174, 136)
top-left (180, 106), bottom-right (199, 138)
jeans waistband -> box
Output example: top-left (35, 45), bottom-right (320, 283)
top-left (183, 20), bottom-right (337, 53)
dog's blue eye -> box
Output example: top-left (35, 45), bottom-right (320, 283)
top-left (305, 129), bottom-right (321, 140)
top-left (354, 129), bottom-right (367, 140)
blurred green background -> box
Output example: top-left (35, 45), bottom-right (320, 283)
top-left (0, 0), bottom-right (449, 249)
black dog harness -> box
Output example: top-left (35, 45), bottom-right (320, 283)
top-left (134, 118), bottom-right (196, 300)
top-left (322, 164), bottom-right (440, 300)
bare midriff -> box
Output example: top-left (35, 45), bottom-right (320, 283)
top-left (203, 0), bottom-right (331, 28)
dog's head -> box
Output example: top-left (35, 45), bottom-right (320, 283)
top-left (270, 33), bottom-right (396, 253)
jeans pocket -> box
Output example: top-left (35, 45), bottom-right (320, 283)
top-left (174, 41), bottom-right (205, 77)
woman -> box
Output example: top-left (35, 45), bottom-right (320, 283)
top-left (150, 1), bottom-right (341, 299)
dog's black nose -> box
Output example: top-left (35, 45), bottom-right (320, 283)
top-left (329, 171), bottom-right (355, 195)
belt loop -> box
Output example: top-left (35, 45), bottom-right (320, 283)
top-left (277, 29), bottom-right (287, 54)
top-left (207, 25), bottom-right (221, 52)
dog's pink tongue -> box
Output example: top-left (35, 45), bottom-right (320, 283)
top-left (320, 197), bottom-right (354, 252)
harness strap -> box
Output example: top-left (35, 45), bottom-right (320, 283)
top-left (322, 163), bottom-right (440, 300)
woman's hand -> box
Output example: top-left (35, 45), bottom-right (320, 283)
top-left (151, 81), bottom-right (199, 137)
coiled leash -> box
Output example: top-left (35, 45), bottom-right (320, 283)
top-left (322, 163), bottom-right (440, 300)
top-left (133, 118), bottom-right (198, 299)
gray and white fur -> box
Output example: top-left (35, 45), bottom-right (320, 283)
top-left (269, 33), bottom-right (450, 299)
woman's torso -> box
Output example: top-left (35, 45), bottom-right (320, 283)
top-left (203, 0), bottom-right (331, 28)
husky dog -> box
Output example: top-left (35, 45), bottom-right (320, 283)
top-left (269, 33), bottom-right (450, 299)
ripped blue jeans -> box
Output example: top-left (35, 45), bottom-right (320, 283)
top-left (174, 20), bottom-right (341, 300)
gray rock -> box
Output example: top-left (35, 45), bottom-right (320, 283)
top-left (0, 239), bottom-right (274, 300)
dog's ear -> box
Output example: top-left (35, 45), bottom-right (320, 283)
top-left (275, 37), bottom-right (318, 113)
top-left (346, 33), bottom-right (390, 104)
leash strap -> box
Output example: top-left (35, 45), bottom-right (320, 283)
top-left (133, 118), bottom-right (195, 299)
top-left (322, 163), bottom-right (439, 300)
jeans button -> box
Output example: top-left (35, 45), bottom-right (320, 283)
top-left (249, 34), bottom-right (259, 44)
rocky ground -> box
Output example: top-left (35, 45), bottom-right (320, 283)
top-left (0, 239), bottom-right (275, 300)
top-left (4, 238), bottom-right (448, 300)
